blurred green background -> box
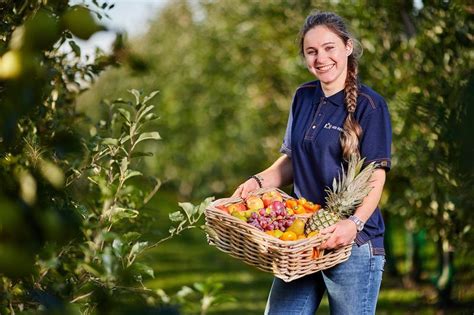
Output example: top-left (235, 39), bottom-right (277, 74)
top-left (0, 0), bottom-right (473, 314)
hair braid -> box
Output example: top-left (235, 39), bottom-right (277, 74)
top-left (340, 56), bottom-right (362, 160)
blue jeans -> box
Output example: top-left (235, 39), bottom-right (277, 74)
top-left (264, 242), bottom-right (385, 315)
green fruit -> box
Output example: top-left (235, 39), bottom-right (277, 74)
top-left (61, 5), bottom-right (104, 40)
top-left (231, 212), bottom-right (246, 221)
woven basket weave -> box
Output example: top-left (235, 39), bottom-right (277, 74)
top-left (205, 187), bottom-right (352, 282)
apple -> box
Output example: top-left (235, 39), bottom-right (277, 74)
top-left (227, 202), bottom-right (247, 214)
top-left (269, 200), bottom-right (286, 213)
top-left (246, 196), bottom-right (264, 210)
top-left (216, 205), bottom-right (229, 214)
top-left (261, 190), bottom-right (283, 207)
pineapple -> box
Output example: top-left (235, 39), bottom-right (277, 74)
top-left (305, 155), bottom-right (376, 234)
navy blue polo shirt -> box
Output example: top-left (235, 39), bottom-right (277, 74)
top-left (280, 80), bottom-right (392, 255)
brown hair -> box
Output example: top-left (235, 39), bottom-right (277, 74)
top-left (299, 11), bottom-right (363, 160)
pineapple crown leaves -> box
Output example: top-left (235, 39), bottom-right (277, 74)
top-left (324, 155), bottom-right (377, 218)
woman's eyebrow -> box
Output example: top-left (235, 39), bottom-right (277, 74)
top-left (305, 41), bottom-right (336, 49)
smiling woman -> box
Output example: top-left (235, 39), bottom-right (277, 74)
top-left (231, 11), bottom-right (392, 315)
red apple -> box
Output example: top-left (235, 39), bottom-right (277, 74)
top-left (227, 202), bottom-right (247, 213)
top-left (216, 205), bottom-right (229, 214)
top-left (245, 196), bottom-right (264, 210)
top-left (261, 190), bottom-right (283, 207)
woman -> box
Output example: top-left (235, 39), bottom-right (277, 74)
top-left (232, 11), bottom-right (392, 315)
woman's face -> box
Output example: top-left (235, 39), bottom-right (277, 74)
top-left (303, 25), bottom-right (352, 92)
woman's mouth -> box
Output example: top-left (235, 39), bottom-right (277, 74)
top-left (316, 64), bottom-right (335, 72)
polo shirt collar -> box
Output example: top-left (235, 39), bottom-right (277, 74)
top-left (315, 81), bottom-right (345, 107)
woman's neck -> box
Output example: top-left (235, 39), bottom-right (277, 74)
top-left (321, 82), bottom-right (344, 97)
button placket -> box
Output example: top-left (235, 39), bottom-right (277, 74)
top-left (304, 98), bottom-right (326, 140)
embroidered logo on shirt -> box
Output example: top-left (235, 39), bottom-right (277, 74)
top-left (324, 122), bottom-right (344, 132)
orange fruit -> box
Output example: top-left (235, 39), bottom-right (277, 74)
top-left (280, 231), bottom-right (297, 241)
top-left (297, 197), bottom-right (307, 205)
top-left (297, 235), bottom-right (306, 240)
top-left (265, 230), bottom-right (275, 237)
top-left (294, 205), bottom-right (306, 215)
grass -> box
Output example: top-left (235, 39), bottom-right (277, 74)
top-left (140, 191), bottom-right (474, 315)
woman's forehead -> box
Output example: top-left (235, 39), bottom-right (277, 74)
top-left (304, 26), bottom-right (344, 47)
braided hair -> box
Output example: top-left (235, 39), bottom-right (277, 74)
top-left (299, 11), bottom-right (363, 160)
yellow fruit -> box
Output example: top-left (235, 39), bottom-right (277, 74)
top-left (307, 231), bottom-right (319, 238)
top-left (273, 230), bottom-right (284, 238)
top-left (265, 230), bottom-right (275, 237)
top-left (287, 219), bottom-right (305, 236)
top-left (280, 231), bottom-right (297, 241)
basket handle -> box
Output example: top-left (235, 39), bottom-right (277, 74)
top-left (209, 187), bottom-right (293, 209)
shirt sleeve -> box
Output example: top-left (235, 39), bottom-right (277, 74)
top-left (359, 99), bottom-right (392, 171)
top-left (280, 97), bottom-right (294, 158)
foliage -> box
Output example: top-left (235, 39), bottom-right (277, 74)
top-left (0, 1), bottom-right (226, 314)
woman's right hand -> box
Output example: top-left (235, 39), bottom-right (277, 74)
top-left (231, 177), bottom-right (260, 199)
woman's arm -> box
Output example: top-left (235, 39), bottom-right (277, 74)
top-left (232, 154), bottom-right (293, 198)
top-left (319, 168), bottom-right (386, 250)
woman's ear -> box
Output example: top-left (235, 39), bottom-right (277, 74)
top-left (346, 39), bottom-right (354, 56)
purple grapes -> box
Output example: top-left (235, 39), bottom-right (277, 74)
top-left (246, 207), bottom-right (296, 233)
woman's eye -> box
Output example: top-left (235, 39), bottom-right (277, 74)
top-left (326, 46), bottom-right (334, 51)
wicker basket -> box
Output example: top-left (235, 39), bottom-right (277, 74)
top-left (205, 187), bottom-right (352, 282)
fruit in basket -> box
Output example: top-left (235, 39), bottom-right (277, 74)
top-left (307, 230), bottom-right (319, 238)
top-left (227, 202), bottom-right (247, 213)
top-left (303, 201), bottom-right (321, 213)
top-left (305, 155), bottom-right (376, 234)
top-left (247, 205), bottom-right (295, 233)
top-left (287, 218), bottom-right (305, 236)
top-left (216, 205), bottom-right (230, 214)
top-left (231, 211), bottom-right (246, 221)
top-left (262, 190), bottom-right (283, 207)
top-left (269, 200), bottom-right (285, 213)
top-left (285, 199), bottom-right (298, 209)
top-left (280, 231), bottom-right (297, 241)
top-left (246, 196), bottom-right (264, 210)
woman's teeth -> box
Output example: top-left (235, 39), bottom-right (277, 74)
top-left (317, 64), bottom-right (334, 71)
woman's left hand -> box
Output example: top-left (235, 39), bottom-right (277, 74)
top-left (319, 219), bottom-right (357, 250)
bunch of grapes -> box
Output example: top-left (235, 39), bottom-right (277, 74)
top-left (247, 207), bottom-right (295, 232)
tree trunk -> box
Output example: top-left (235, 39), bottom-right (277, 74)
top-left (436, 238), bottom-right (454, 309)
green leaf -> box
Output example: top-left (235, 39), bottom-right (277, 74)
top-left (69, 40), bottom-right (81, 57)
top-left (123, 232), bottom-right (141, 242)
top-left (124, 170), bottom-right (142, 181)
top-left (193, 282), bottom-right (205, 293)
top-left (137, 105), bottom-right (154, 122)
top-left (120, 157), bottom-right (128, 176)
top-left (135, 132), bottom-right (161, 145)
top-left (81, 263), bottom-right (101, 277)
top-left (133, 262), bottom-right (154, 279)
top-left (112, 239), bottom-right (123, 257)
top-left (117, 108), bottom-right (131, 123)
top-left (102, 138), bottom-right (118, 146)
top-left (178, 202), bottom-right (195, 220)
top-left (131, 151), bottom-right (153, 158)
top-left (109, 207), bottom-right (139, 223)
top-left (169, 211), bottom-right (185, 222)
top-left (130, 241), bottom-right (148, 257)
top-left (143, 90), bottom-right (159, 104)
top-left (128, 89), bottom-right (141, 105)
top-left (120, 135), bottom-right (131, 144)
top-left (197, 196), bottom-right (215, 217)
